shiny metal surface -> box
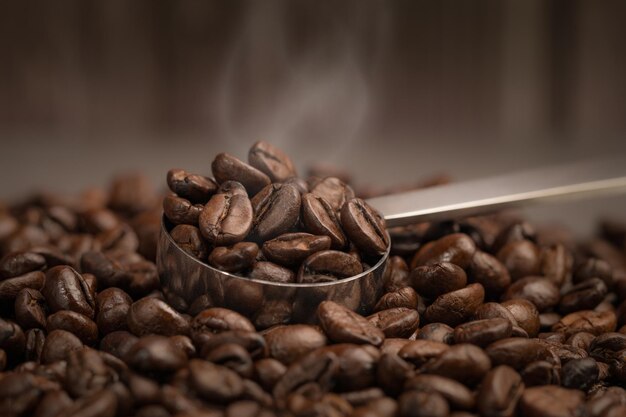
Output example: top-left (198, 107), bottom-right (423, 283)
top-left (367, 156), bottom-right (626, 227)
top-left (157, 219), bottom-right (388, 327)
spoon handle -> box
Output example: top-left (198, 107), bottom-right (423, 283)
top-left (366, 156), bottom-right (626, 228)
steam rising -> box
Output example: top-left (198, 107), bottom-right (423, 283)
top-left (216, 1), bottom-right (391, 153)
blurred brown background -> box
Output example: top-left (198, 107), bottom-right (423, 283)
top-left (1, 0), bottom-right (625, 233)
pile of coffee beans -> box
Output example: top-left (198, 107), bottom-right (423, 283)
top-left (2, 145), bottom-right (626, 417)
top-left (164, 141), bottom-right (388, 283)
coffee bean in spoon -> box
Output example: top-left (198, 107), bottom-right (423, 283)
top-left (212, 153), bottom-right (271, 196)
top-left (199, 191), bottom-right (253, 246)
top-left (248, 140), bottom-right (297, 183)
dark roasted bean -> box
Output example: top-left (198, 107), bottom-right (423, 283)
top-left (519, 385), bottom-right (585, 417)
top-left (367, 308), bottom-right (420, 338)
top-left (540, 243), bottom-right (572, 286)
top-left (424, 283), bottom-right (485, 327)
top-left (406, 374), bottom-right (475, 410)
top-left (0, 251), bottom-right (46, 279)
top-left (468, 251), bottom-right (511, 297)
top-left (251, 183), bottom-right (301, 241)
top-left (310, 177), bottom-right (355, 213)
top-left (167, 169), bottom-right (217, 203)
top-left (170, 224), bottom-right (209, 260)
top-left (398, 340), bottom-right (450, 367)
top-left (502, 276), bottom-right (560, 312)
top-left (553, 310), bottom-right (617, 336)
top-left (561, 357), bottom-right (599, 390)
top-left (486, 338), bottom-right (556, 370)
top-left (383, 256), bottom-right (410, 292)
top-left (96, 287), bottom-right (132, 335)
top-left (0, 271), bottom-right (45, 301)
top-left (411, 233), bottom-right (477, 269)
top-left (496, 240), bottom-right (541, 281)
top-left (318, 301), bottom-right (384, 346)
top-left (521, 360), bottom-right (560, 386)
top-left (421, 343), bottom-right (491, 385)
top-left (410, 262), bottom-right (467, 299)
top-left (199, 191), bottom-right (253, 246)
top-left (99, 331), bottom-right (138, 359)
top-left (341, 198), bottom-right (388, 257)
top-left (24, 328), bottom-right (45, 362)
top-left (40, 329), bottom-right (84, 364)
top-left (163, 195), bottom-right (203, 225)
top-left (204, 343), bottom-right (254, 378)
top-left (417, 323), bottom-right (454, 344)
top-left (453, 318), bottom-right (512, 346)
top-left (559, 278), bottom-right (608, 314)
top-left (47, 310), bottom-right (98, 345)
top-left (42, 265), bottom-right (95, 318)
top-left (262, 233), bottom-right (331, 267)
top-left (127, 297), bottom-right (190, 337)
top-left (301, 193), bottom-right (347, 249)
top-left (398, 390), bottom-right (449, 417)
top-left (476, 365), bottom-right (523, 417)
top-left (298, 250), bottom-right (362, 283)
top-left (501, 299), bottom-right (541, 337)
top-left (374, 287), bottom-right (419, 312)
top-left (264, 324), bottom-right (327, 365)
top-left (248, 141), bottom-right (297, 182)
top-left (212, 153), bottom-right (271, 196)
top-left (125, 335), bottom-right (187, 374)
top-left (254, 358), bottom-right (287, 391)
top-left (208, 242), bottom-right (259, 273)
top-left (14, 288), bottom-right (47, 329)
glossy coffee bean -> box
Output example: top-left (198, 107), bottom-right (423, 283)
top-left (540, 243), bottom-right (572, 286)
top-left (14, 288), bottom-right (47, 329)
top-left (492, 221), bottom-right (536, 253)
top-left (0, 251), bottom-right (46, 279)
top-left (424, 283), bottom-right (485, 327)
top-left (301, 193), bottom-right (347, 249)
top-left (574, 257), bottom-right (613, 287)
top-left (421, 343), bottom-right (491, 385)
top-left (46, 310), bottom-right (98, 345)
top-left (519, 385), bottom-right (585, 417)
top-left (553, 310), bottom-right (617, 336)
top-left (0, 271), bottom-right (45, 301)
top-left (383, 256), bottom-right (410, 292)
top-left (127, 297), bottom-right (190, 337)
top-left (521, 360), bottom-right (560, 386)
top-left (209, 242), bottom-right (259, 273)
top-left (167, 169), bottom-right (217, 204)
top-left (377, 352), bottom-right (413, 395)
top-left (411, 233), bottom-right (477, 270)
top-left (496, 240), bottom-right (541, 281)
top-left (559, 278), bottom-right (608, 314)
top-left (310, 177), bottom-right (355, 213)
top-left (262, 233), bottom-right (331, 267)
top-left (96, 287), bottom-right (132, 335)
top-left (417, 323), bottom-right (454, 344)
top-left (374, 287), bottom-right (419, 312)
top-left (323, 343), bottom-right (380, 391)
top-left (398, 340), bottom-right (450, 367)
top-left (199, 191), bottom-right (253, 246)
top-left (204, 343), bottom-right (254, 378)
top-left (501, 299), bottom-right (541, 337)
top-left (298, 250), bottom-right (362, 283)
top-left (65, 348), bottom-right (113, 397)
top-left (170, 224), bottom-right (208, 260)
top-left (486, 338), bottom-right (555, 370)
top-left (318, 301), bottom-right (384, 346)
top-left (254, 358), bottom-right (287, 391)
top-left (468, 251), bottom-right (511, 297)
top-left (248, 141), bottom-right (297, 183)
top-left (264, 324), bottom-right (328, 365)
top-left (406, 374), bottom-right (475, 410)
top-left (189, 358), bottom-right (246, 403)
top-left (561, 357), bottom-right (599, 390)
top-left (125, 335), bottom-right (188, 374)
top-left (453, 318), bottom-right (512, 347)
top-left (251, 183), bottom-right (301, 241)
top-left (340, 198), bottom-right (388, 257)
top-left (410, 262), bottom-right (467, 299)
top-left (367, 308), bottom-right (420, 338)
top-left (398, 390), bottom-right (449, 417)
top-left (99, 331), bottom-right (138, 360)
top-left (212, 153), bottom-right (271, 196)
top-left (40, 329), bottom-right (84, 364)
top-left (502, 276), bottom-right (560, 312)
top-left (476, 365), bottom-right (523, 417)
top-left (163, 195), bottom-right (203, 225)
top-left (192, 308), bottom-right (255, 335)
top-left (42, 266), bottom-right (95, 318)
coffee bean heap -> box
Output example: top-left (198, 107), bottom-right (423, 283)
top-left (2, 147), bottom-right (626, 417)
top-left (164, 141), bottom-right (388, 283)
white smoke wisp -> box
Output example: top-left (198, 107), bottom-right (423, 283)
top-left (214, 1), bottom-right (391, 159)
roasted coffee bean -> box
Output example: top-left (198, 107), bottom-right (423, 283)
top-left (367, 308), bottom-right (420, 338)
top-left (198, 330), bottom-right (266, 360)
top-left (453, 318), bottom-right (512, 347)
top-left (501, 299), bottom-right (541, 337)
top-left (383, 256), bottom-right (410, 292)
top-left (209, 242), bottom-right (259, 273)
top-left (398, 390), bottom-right (449, 417)
top-left (492, 221), bottom-right (536, 253)
top-left (519, 385), bottom-right (585, 417)
top-left (199, 190), bottom-right (253, 246)
top-left (502, 276), bottom-right (560, 312)
top-left (521, 360), bottom-right (560, 386)
top-left (273, 349), bottom-right (338, 406)
top-left (170, 224), bottom-right (208, 260)
top-left (398, 340), bottom-right (450, 367)
top-left (567, 331), bottom-right (596, 351)
top-left (0, 251), bottom-right (46, 279)
top-left (476, 365), bottom-right (523, 417)
top-left (553, 310), bottom-right (617, 336)
top-left (42, 265), bottom-right (95, 318)
top-left (248, 141), bottom-right (297, 183)
top-left (376, 352), bottom-right (413, 395)
top-left (32, 389), bottom-right (73, 417)
top-left (250, 183), bottom-right (301, 241)
top-left (589, 332), bottom-right (626, 362)
top-left (298, 250), bottom-right (362, 283)
top-left (124, 335), bottom-right (187, 374)
top-left (410, 262), bottom-right (467, 299)
top-left (0, 270), bottom-right (45, 302)
top-left (318, 301), bottom-right (384, 346)
top-left (323, 344), bottom-right (380, 392)
top-left (262, 233), bottom-right (331, 267)
top-left (421, 343), bottom-right (491, 385)
top-left (406, 374), bottom-right (475, 410)
top-left (468, 251), bottom-right (511, 297)
top-left (486, 338), bottom-right (555, 370)
top-left (301, 193), bottom-right (347, 249)
top-left (0, 373), bottom-right (57, 416)
top-left (163, 195), bottom-right (203, 226)
top-left (65, 348), bottom-right (113, 397)
top-left (99, 331), bottom-right (138, 360)
top-left (574, 257), bottom-right (613, 287)
top-left (380, 338), bottom-right (411, 356)
top-left (167, 169), bottom-right (217, 204)
top-left (204, 343), bottom-right (254, 378)
top-left (0, 318), bottom-right (26, 360)
top-left (424, 283), bottom-right (485, 327)
top-left (24, 328), bottom-right (45, 362)
top-left (14, 288), bottom-right (47, 329)
top-left (47, 310), bottom-right (98, 345)
top-left (417, 323), bottom-right (454, 344)
top-left (496, 240), bottom-right (542, 281)
top-left (559, 278), bottom-right (608, 314)
top-left (374, 287), bottom-right (419, 312)
top-left (188, 359), bottom-right (246, 404)
top-left (540, 244), bottom-right (572, 286)
top-left (411, 233), bottom-right (477, 269)
top-left (340, 198), bottom-right (388, 257)
top-left (561, 357), bottom-right (599, 390)
top-left (192, 308), bottom-right (255, 336)
top-left (96, 287), bottom-right (132, 335)
top-left (351, 397), bottom-right (397, 417)
top-left (127, 297), bottom-right (190, 337)
top-left (254, 358), bottom-right (287, 391)
top-left (212, 153), bottom-right (271, 196)
top-left (264, 324), bottom-right (328, 365)
top-left (310, 177), bottom-right (355, 213)
top-left (40, 329), bottom-right (84, 364)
